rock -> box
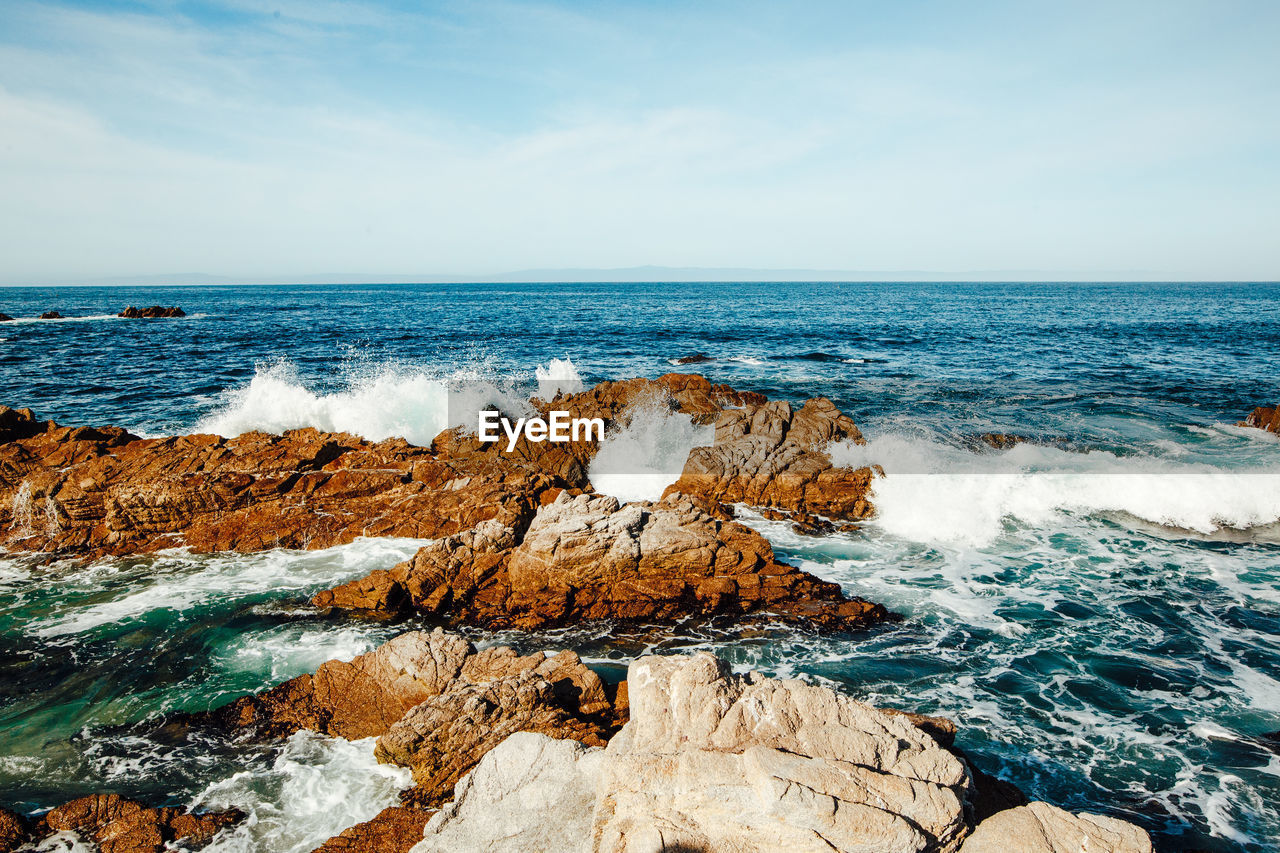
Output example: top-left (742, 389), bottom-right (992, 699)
top-left (674, 353), bottom-right (712, 364)
top-left (978, 432), bottom-right (1026, 450)
top-left (594, 652), bottom-right (972, 853)
top-left (39, 311), bottom-right (63, 319)
top-left (0, 807), bottom-right (28, 853)
top-left (958, 801), bottom-right (1153, 853)
top-left (413, 732), bottom-right (604, 853)
top-left (318, 493), bottom-right (892, 632)
top-left (312, 807), bottom-right (433, 853)
top-left (1258, 730), bottom-right (1280, 755)
top-left (1240, 405), bottom-right (1280, 434)
top-left (118, 306), bottom-right (186, 318)
top-left (664, 396), bottom-right (877, 521)
top-left (0, 313), bottom-right (12, 322)
top-left (1, 418), bottom-right (559, 556)
top-left (38, 794), bottom-right (241, 853)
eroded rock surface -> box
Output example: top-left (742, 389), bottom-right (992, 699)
top-left (665, 396), bottom-right (877, 521)
top-left (30, 794), bottom-right (241, 853)
top-left (312, 807), bottom-right (434, 853)
top-left (0, 415), bottom-right (558, 557)
top-left (0, 808), bottom-right (27, 853)
top-left (317, 493), bottom-right (891, 632)
top-left (958, 801), bottom-right (1154, 853)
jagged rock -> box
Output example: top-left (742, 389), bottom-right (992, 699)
top-left (312, 806), bottom-right (433, 853)
top-left (0, 406), bottom-right (48, 444)
top-left (0, 807), bottom-right (28, 853)
top-left (594, 652), bottom-right (971, 853)
top-left (413, 732), bottom-right (605, 853)
top-left (39, 311), bottom-right (63, 320)
top-left (958, 802), bottom-right (1153, 853)
top-left (664, 396), bottom-right (877, 521)
top-left (674, 353), bottom-right (712, 364)
top-left (38, 794), bottom-right (241, 853)
top-left (317, 493), bottom-right (891, 632)
top-left (1240, 405), bottom-right (1280, 434)
top-left (118, 306), bottom-right (186, 318)
top-left (1, 420), bottom-right (559, 556)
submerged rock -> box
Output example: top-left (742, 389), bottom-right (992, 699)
top-left (674, 352), bottom-right (712, 364)
top-left (317, 492), bottom-right (892, 632)
top-left (958, 801), bottom-right (1153, 853)
top-left (118, 305), bottom-right (186, 318)
top-left (664, 396), bottom-right (877, 521)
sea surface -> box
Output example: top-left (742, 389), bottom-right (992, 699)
top-left (2, 281), bottom-right (1279, 851)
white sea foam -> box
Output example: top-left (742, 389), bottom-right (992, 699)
top-left (28, 536), bottom-right (427, 639)
top-left (728, 355), bottom-right (765, 365)
top-left (1, 314), bottom-right (122, 325)
top-left (196, 359), bottom-right (532, 446)
top-left (534, 356), bottom-right (584, 399)
top-left (193, 732), bottom-right (412, 853)
top-left (588, 401), bottom-right (712, 503)
top-left (829, 434), bottom-right (1280, 548)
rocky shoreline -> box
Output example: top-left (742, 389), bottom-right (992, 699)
top-left (0, 375), bottom-right (1166, 851)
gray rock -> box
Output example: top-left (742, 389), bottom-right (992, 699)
top-left (958, 801), bottom-right (1154, 853)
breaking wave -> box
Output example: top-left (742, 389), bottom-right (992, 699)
top-left (830, 435), bottom-right (1280, 548)
top-left (588, 401), bottom-right (712, 503)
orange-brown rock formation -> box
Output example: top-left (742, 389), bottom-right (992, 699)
top-left (5, 794), bottom-right (242, 853)
top-left (315, 493), bottom-right (892, 632)
top-left (1240, 405), bottom-right (1280, 434)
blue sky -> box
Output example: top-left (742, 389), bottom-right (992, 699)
top-left (1, 0), bottom-right (1277, 282)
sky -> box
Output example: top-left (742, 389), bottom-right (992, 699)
top-left (0, 0), bottom-right (1278, 283)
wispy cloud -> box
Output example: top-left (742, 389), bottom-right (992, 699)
top-left (1, 0), bottom-right (1278, 281)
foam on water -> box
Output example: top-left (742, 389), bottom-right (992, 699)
top-left (25, 536), bottom-right (429, 640)
top-left (192, 732), bottom-right (412, 853)
top-left (830, 434), bottom-right (1280, 548)
top-left (588, 400), bottom-right (713, 503)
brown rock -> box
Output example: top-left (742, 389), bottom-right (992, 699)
top-left (39, 311), bottom-right (63, 320)
top-left (0, 807), bottom-right (28, 853)
top-left (39, 795), bottom-right (240, 853)
top-left (1240, 405), bottom-right (1280, 434)
top-left (311, 806), bottom-right (432, 853)
top-left (1, 419), bottom-right (559, 557)
top-left (664, 396), bottom-right (877, 521)
top-left (319, 492), bottom-right (893, 633)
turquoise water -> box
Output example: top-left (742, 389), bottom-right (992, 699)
top-left (1, 282), bottom-right (1279, 851)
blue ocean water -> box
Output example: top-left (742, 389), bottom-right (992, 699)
top-left (2, 282), bottom-right (1279, 851)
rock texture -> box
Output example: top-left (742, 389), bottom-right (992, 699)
top-left (958, 802), bottom-right (1153, 853)
top-left (664, 396), bottom-right (877, 521)
top-left (0, 808), bottom-right (27, 853)
top-left (0, 411), bottom-right (559, 557)
top-left (594, 653), bottom-right (971, 853)
top-left (39, 311), bottom-right (63, 320)
top-left (118, 305), bottom-right (186, 318)
top-left (29, 794), bottom-right (241, 853)
top-left (312, 807), bottom-right (434, 853)
top-left (1240, 405), bottom-right (1280, 434)
top-left (317, 492), bottom-right (891, 632)
top-left (413, 732), bottom-right (606, 853)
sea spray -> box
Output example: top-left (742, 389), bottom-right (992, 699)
top-left (192, 732), bottom-right (412, 853)
top-left (830, 434), bottom-right (1280, 548)
top-left (588, 400), bottom-right (712, 503)
top-left (534, 357), bottom-right (584, 399)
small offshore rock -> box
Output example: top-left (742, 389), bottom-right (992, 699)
top-left (118, 305), bottom-right (186, 318)
top-left (674, 352), bottom-right (712, 364)
top-left (39, 311), bottom-right (63, 319)
top-left (1240, 405), bottom-right (1280, 434)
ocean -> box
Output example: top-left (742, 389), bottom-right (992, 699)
top-left (1, 281), bottom-right (1279, 852)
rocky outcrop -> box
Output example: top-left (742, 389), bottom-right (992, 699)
top-left (20, 794), bottom-right (241, 853)
top-left (1, 419), bottom-right (560, 557)
top-left (39, 311), bottom-right (63, 320)
top-left (664, 396), bottom-right (877, 521)
top-left (312, 807), bottom-right (434, 853)
top-left (674, 353), bottom-right (712, 364)
top-left (958, 802), bottom-right (1153, 853)
top-left (1240, 405), bottom-right (1280, 434)
top-left (316, 492), bottom-right (891, 632)
top-left (413, 653), bottom-right (1152, 853)
top-left (118, 305), bottom-right (186, 318)
top-left (205, 629), bottom-right (621, 814)
top-left (0, 313), bottom-right (13, 322)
